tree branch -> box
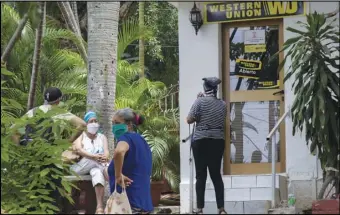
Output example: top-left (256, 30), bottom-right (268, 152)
top-left (27, 2), bottom-right (45, 110)
top-left (1, 13), bottom-right (29, 63)
top-left (120, 2), bottom-right (134, 19)
top-left (58, 1), bottom-right (88, 64)
top-left (325, 3), bottom-right (339, 18)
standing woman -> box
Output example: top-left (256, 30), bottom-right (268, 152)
top-left (107, 108), bottom-right (153, 214)
top-left (187, 77), bottom-right (227, 214)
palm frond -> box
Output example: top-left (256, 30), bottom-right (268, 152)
top-left (117, 18), bottom-right (152, 60)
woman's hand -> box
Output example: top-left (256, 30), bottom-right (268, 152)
top-left (91, 154), bottom-right (103, 162)
top-left (116, 174), bottom-right (133, 188)
top-left (197, 92), bottom-right (204, 98)
top-left (98, 154), bottom-right (108, 163)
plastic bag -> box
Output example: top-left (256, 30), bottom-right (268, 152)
top-left (104, 180), bottom-right (132, 214)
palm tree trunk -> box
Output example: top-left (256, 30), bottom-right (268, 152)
top-left (59, 2), bottom-right (81, 35)
top-left (1, 13), bottom-right (29, 63)
top-left (120, 2), bottom-right (134, 19)
top-left (27, 2), bottom-right (45, 111)
top-left (70, 1), bottom-right (80, 31)
top-left (87, 1), bottom-right (119, 149)
top-left (88, 2), bottom-right (119, 205)
top-left (139, 2), bottom-right (145, 78)
top-left (58, 1), bottom-right (87, 64)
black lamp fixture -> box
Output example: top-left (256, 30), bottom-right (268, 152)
top-left (189, 2), bottom-right (203, 35)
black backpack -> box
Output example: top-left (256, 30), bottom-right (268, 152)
top-left (19, 107), bottom-right (54, 146)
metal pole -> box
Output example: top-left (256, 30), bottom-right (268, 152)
top-left (182, 124), bottom-right (194, 213)
top-left (271, 132), bottom-right (276, 208)
top-left (189, 152), bottom-right (194, 213)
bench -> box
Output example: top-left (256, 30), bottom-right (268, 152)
top-left (62, 175), bottom-right (97, 214)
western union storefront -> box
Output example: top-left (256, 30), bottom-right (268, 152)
top-left (174, 1), bottom-right (338, 214)
top-left (204, 2), bottom-right (306, 23)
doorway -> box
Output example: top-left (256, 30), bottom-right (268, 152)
top-left (222, 19), bottom-right (286, 175)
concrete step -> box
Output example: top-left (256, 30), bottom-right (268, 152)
top-left (198, 174), bottom-right (286, 189)
top-left (194, 187), bottom-right (280, 202)
top-left (195, 174), bottom-right (287, 202)
top-left (204, 200), bottom-right (271, 214)
top-left (217, 174), bottom-right (286, 189)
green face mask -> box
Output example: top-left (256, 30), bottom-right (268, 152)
top-left (112, 124), bottom-right (128, 139)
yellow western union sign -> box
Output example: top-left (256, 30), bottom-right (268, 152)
top-left (203, 1), bottom-right (307, 24)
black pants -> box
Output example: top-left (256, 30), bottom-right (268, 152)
top-left (192, 138), bottom-right (225, 209)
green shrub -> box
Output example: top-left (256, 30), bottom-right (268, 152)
top-left (1, 106), bottom-right (78, 214)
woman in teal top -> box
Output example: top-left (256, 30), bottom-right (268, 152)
top-left (108, 108), bottom-right (153, 214)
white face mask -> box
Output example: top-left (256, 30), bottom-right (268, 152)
top-left (87, 123), bottom-right (100, 134)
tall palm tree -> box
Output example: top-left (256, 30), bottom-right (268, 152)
top-left (87, 2), bottom-right (120, 148)
top-left (27, 2), bottom-right (45, 110)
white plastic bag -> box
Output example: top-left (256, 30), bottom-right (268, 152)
top-left (105, 180), bottom-right (132, 214)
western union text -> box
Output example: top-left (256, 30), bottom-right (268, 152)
top-left (207, 2), bottom-right (303, 22)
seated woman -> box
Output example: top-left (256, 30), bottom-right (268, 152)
top-left (70, 111), bottom-right (109, 214)
top-left (108, 108), bottom-right (153, 214)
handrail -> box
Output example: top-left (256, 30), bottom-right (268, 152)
top-left (266, 109), bottom-right (290, 141)
top-left (266, 106), bottom-right (291, 208)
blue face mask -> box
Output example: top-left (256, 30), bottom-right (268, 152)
top-left (112, 124), bottom-right (128, 139)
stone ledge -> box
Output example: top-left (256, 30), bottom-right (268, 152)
top-left (64, 175), bottom-right (92, 181)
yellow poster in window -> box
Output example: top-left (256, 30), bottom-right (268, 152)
top-left (244, 44), bottom-right (266, 53)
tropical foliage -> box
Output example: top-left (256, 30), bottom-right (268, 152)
top-left (1, 70), bottom-right (78, 214)
top-left (1, 2), bottom-right (87, 117)
top-left (115, 29), bottom-right (180, 190)
top-left (122, 2), bottom-right (179, 86)
top-left (275, 12), bottom-right (339, 171)
top-left (1, 5), bottom-right (180, 212)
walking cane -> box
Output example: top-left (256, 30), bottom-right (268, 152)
top-left (182, 123), bottom-right (195, 213)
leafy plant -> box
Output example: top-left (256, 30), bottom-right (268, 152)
top-left (275, 12), bottom-right (339, 170)
top-left (1, 2), bottom-right (87, 116)
top-left (142, 108), bottom-right (180, 190)
top-left (115, 58), bottom-right (180, 191)
top-left (1, 73), bottom-right (79, 214)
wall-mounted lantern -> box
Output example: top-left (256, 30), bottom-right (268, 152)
top-left (189, 2), bottom-right (203, 35)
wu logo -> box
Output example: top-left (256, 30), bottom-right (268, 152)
top-left (252, 32), bottom-right (257, 38)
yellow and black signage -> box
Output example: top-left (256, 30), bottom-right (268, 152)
top-left (257, 80), bottom-right (279, 89)
top-left (204, 1), bottom-right (307, 24)
top-left (245, 44), bottom-right (266, 53)
top-left (235, 59), bottom-right (262, 79)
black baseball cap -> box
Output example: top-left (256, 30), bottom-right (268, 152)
top-left (44, 87), bottom-right (63, 103)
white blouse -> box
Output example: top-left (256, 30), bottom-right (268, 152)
top-left (82, 132), bottom-right (105, 155)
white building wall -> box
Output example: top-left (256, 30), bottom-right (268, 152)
top-left (178, 3), bottom-right (221, 212)
top-left (178, 2), bottom-right (339, 213)
top-left (178, 2), bottom-right (221, 180)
